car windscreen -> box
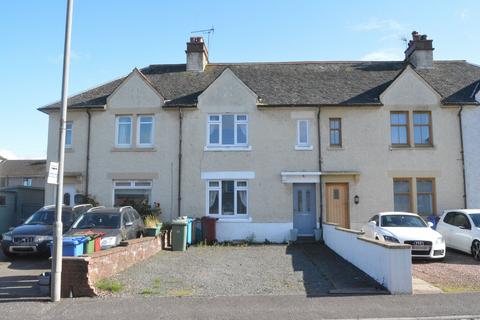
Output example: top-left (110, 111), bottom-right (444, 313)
top-left (24, 210), bottom-right (73, 225)
top-left (72, 213), bottom-right (120, 229)
top-left (381, 215), bottom-right (427, 228)
top-left (469, 213), bottom-right (480, 228)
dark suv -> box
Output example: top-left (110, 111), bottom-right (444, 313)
top-left (1, 204), bottom-right (92, 257)
top-left (65, 206), bottom-right (145, 249)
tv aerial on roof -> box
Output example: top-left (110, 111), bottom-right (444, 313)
top-left (191, 26), bottom-right (215, 50)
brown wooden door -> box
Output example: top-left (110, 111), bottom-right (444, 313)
top-left (325, 183), bottom-right (349, 228)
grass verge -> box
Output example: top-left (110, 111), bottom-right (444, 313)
top-left (96, 279), bottom-right (124, 293)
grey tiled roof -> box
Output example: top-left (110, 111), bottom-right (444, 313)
top-left (39, 60), bottom-right (480, 110)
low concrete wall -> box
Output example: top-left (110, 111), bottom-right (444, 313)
top-left (323, 223), bottom-right (412, 294)
top-left (61, 236), bottom-right (162, 297)
top-left (216, 221), bottom-right (293, 243)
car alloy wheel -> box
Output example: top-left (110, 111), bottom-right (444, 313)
top-left (472, 241), bottom-right (480, 261)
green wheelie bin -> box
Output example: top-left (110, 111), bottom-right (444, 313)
top-left (171, 218), bottom-right (188, 251)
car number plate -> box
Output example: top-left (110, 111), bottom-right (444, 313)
top-left (412, 245), bottom-right (430, 251)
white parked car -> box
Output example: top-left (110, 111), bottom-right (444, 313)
top-left (435, 209), bottom-right (480, 260)
top-left (362, 212), bottom-right (445, 259)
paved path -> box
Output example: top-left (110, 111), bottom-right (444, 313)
top-left (1, 292), bottom-right (480, 319)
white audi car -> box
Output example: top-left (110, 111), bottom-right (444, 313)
top-left (362, 212), bottom-right (445, 259)
top-left (436, 209), bottom-right (480, 260)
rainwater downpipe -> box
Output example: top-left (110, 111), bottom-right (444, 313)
top-left (317, 108), bottom-right (324, 241)
top-left (178, 107), bottom-right (183, 217)
top-left (85, 109), bottom-right (92, 196)
top-left (458, 105), bottom-right (467, 208)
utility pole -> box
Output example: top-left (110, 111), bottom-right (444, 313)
top-left (51, 0), bottom-right (74, 302)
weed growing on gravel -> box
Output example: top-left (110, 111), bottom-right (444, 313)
top-left (141, 288), bottom-right (160, 295)
top-left (96, 279), bottom-right (124, 293)
top-left (167, 289), bottom-right (193, 297)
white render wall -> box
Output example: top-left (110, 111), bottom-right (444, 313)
top-left (216, 221), bottom-right (293, 243)
top-left (462, 106), bottom-right (480, 208)
top-left (323, 223), bottom-right (412, 294)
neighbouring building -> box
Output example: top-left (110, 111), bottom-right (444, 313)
top-left (0, 160), bottom-right (46, 233)
top-left (39, 32), bottom-right (480, 242)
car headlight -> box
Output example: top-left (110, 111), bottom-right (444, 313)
top-left (435, 236), bottom-right (444, 245)
top-left (100, 236), bottom-right (116, 247)
top-left (383, 235), bottom-right (400, 243)
top-left (34, 236), bottom-right (53, 243)
top-left (2, 234), bottom-right (12, 241)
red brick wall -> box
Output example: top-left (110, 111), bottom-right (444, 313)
top-left (61, 236), bottom-right (162, 297)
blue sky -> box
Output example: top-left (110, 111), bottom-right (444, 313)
top-left (1, 0), bottom-right (479, 159)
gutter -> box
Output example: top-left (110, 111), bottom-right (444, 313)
top-left (317, 108), bottom-right (324, 241)
top-left (458, 106), bottom-right (467, 208)
top-left (85, 110), bottom-right (92, 196)
top-left (177, 107), bottom-right (183, 217)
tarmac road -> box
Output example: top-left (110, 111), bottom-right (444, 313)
top-left (1, 292), bottom-right (480, 320)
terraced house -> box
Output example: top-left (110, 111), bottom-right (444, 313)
top-left (39, 32), bottom-right (480, 242)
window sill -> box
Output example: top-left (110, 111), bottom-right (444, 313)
top-left (327, 146), bottom-right (344, 151)
top-left (211, 216), bottom-right (252, 223)
top-left (111, 147), bottom-right (157, 152)
top-left (204, 145), bottom-right (252, 152)
top-left (389, 145), bottom-right (435, 151)
top-left (294, 145), bottom-right (313, 151)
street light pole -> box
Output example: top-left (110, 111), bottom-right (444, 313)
top-left (51, 0), bottom-right (74, 302)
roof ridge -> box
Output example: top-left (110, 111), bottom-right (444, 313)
top-left (208, 61), bottom-right (404, 65)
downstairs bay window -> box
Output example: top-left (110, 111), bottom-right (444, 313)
top-left (207, 180), bottom-right (248, 216)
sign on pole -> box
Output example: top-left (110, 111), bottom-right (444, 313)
top-left (47, 162), bottom-right (59, 185)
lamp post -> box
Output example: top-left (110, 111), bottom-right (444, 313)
top-left (51, 0), bottom-right (74, 302)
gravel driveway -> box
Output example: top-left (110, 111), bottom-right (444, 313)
top-left (413, 249), bottom-right (480, 292)
top-left (108, 243), bottom-right (383, 298)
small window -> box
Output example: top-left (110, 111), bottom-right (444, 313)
top-left (416, 178), bottom-right (435, 216)
top-left (393, 179), bottom-right (412, 212)
top-left (137, 115), bottom-right (154, 147)
top-left (390, 112), bottom-right (409, 146)
top-left (333, 189), bottom-right (340, 200)
top-left (23, 178), bottom-right (32, 187)
top-left (413, 112), bottom-right (432, 146)
top-left (329, 118), bottom-right (342, 147)
top-left (297, 120), bottom-right (310, 147)
top-left (116, 116), bottom-right (132, 147)
top-left (65, 122), bottom-right (73, 147)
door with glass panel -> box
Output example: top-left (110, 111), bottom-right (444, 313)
top-left (293, 184), bottom-right (317, 236)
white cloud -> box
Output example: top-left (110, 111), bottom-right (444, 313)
top-left (351, 18), bottom-right (406, 32)
top-left (0, 149), bottom-right (19, 160)
top-left (361, 49), bottom-right (404, 61)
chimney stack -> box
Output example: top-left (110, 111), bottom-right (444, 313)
top-left (186, 37), bottom-right (209, 72)
top-left (404, 31), bottom-right (434, 69)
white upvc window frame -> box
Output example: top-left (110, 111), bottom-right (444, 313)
top-left (295, 119), bottom-right (313, 150)
top-left (136, 115), bottom-right (155, 147)
top-left (65, 121), bottom-right (73, 148)
top-left (206, 114), bottom-right (250, 150)
top-left (23, 178), bottom-right (32, 187)
top-left (115, 115), bottom-right (133, 148)
top-left (206, 179), bottom-right (248, 217)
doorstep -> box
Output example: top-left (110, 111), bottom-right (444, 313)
top-left (413, 277), bottom-right (443, 294)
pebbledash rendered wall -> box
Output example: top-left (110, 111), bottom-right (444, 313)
top-left (323, 223), bottom-right (412, 294)
top-left (462, 97), bottom-right (480, 209)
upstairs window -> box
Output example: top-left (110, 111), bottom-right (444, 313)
top-left (208, 114), bottom-right (248, 146)
top-left (329, 118), bottom-right (342, 147)
top-left (413, 112), bottom-right (432, 146)
top-left (297, 120), bottom-right (309, 145)
top-left (116, 116), bottom-right (132, 147)
top-left (390, 112), bottom-right (409, 146)
top-left (23, 178), bottom-right (32, 187)
top-left (137, 115), bottom-right (154, 147)
top-left (65, 122), bottom-right (73, 148)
